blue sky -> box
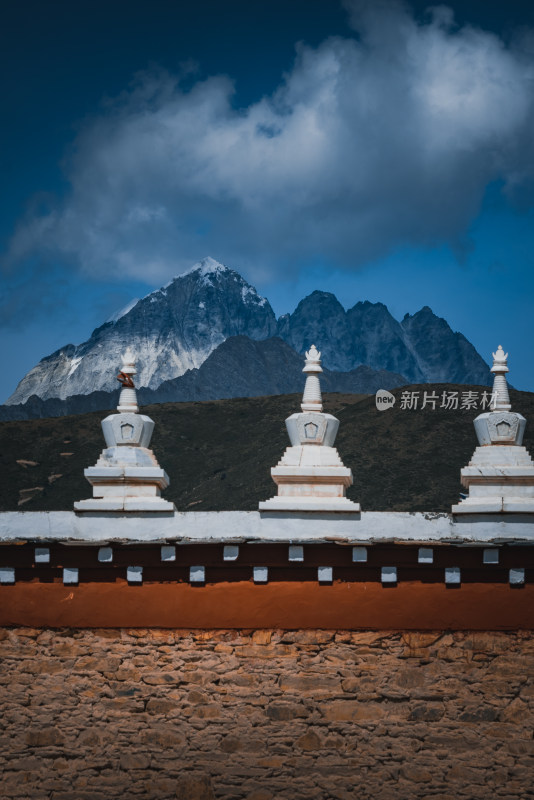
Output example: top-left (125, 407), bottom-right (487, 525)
top-left (1, 0), bottom-right (534, 401)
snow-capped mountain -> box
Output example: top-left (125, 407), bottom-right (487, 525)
top-left (6, 256), bottom-right (490, 408)
top-left (7, 258), bottom-right (277, 404)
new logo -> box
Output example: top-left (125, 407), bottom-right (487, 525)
top-left (375, 389), bottom-right (396, 411)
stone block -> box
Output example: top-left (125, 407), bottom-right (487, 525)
top-left (253, 566), bottom-right (268, 583)
top-left (322, 700), bottom-right (385, 721)
top-left (483, 548), bottom-right (499, 564)
top-left (288, 545), bottom-right (304, 561)
top-left (399, 765), bottom-right (434, 783)
top-left (280, 674), bottom-right (341, 693)
top-left (458, 706), bottom-right (499, 722)
top-left (97, 546), bottom-right (113, 563)
top-left (161, 545), bottom-right (176, 561)
top-left (0, 567), bottom-right (15, 584)
top-left (223, 545), bottom-right (239, 561)
top-left (381, 566), bottom-right (397, 583)
top-left (408, 704), bottom-right (444, 721)
top-left (63, 567), bottom-right (78, 585)
top-left (119, 752), bottom-right (150, 770)
top-left (246, 790), bottom-right (273, 800)
top-left (145, 698), bottom-right (178, 714)
top-left (318, 566), bottom-right (333, 583)
top-left (418, 548), bottom-right (433, 563)
top-left (220, 735), bottom-right (242, 753)
top-left (123, 499), bottom-right (175, 512)
top-left (503, 500), bottom-right (534, 512)
top-left (452, 500), bottom-right (504, 514)
top-left (127, 566), bottom-right (143, 583)
top-left (174, 774), bottom-right (215, 800)
top-left (34, 547), bottom-right (50, 563)
top-left (509, 568), bottom-right (525, 585)
top-left (252, 630), bottom-right (272, 644)
top-left (190, 566), bottom-right (205, 583)
top-left (296, 730), bottom-right (322, 750)
top-left (259, 497), bottom-right (360, 511)
top-left (26, 727), bottom-right (65, 747)
top-left (445, 567), bottom-right (461, 584)
top-left (266, 702), bottom-right (307, 720)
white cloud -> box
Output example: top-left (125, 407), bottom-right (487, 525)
top-left (4, 0), bottom-right (534, 283)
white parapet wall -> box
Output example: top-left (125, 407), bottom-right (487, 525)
top-left (1, 510), bottom-right (534, 544)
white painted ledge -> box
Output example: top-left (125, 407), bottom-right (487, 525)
top-left (0, 510), bottom-right (533, 544)
top-left (452, 499), bottom-right (534, 514)
top-left (258, 498), bottom-right (360, 512)
top-left (74, 498), bottom-right (176, 512)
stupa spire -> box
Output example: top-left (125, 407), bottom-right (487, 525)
top-left (259, 343), bottom-right (359, 512)
top-left (117, 347), bottom-right (139, 413)
top-left (490, 345), bottom-right (511, 411)
top-left (301, 345), bottom-right (323, 412)
top-left (75, 350), bottom-right (174, 512)
top-left (452, 344), bottom-right (534, 515)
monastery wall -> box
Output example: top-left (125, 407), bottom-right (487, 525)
top-left (2, 348), bottom-right (534, 797)
top-left (1, 626), bottom-right (534, 800)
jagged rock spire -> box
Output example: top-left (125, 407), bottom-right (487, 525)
top-left (117, 347), bottom-right (139, 413)
top-left (490, 345), bottom-right (511, 411)
top-left (301, 345), bottom-right (323, 413)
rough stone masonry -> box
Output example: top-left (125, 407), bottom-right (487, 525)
top-left (1, 627), bottom-right (533, 800)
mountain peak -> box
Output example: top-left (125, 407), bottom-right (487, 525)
top-left (417, 305), bottom-right (435, 317)
top-left (6, 258), bottom-right (491, 407)
top-left (152, 257), bottom-right (232, 295)
top-left (296, 290), bottom-right (344, 310)
top-left (182, 256), bottom-right (230, 279)
top-left (308, 290), bottom-right (339, 300)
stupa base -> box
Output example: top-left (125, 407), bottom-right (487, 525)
top-left (452, 497), bottom-right (534, 514)
top-left (75, 497), bottom-right (175, 512)
top-left (259, 496), bottom-right (360, 512)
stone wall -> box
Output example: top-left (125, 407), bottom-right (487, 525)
top-left (1, 627), bottom-right (533, 800)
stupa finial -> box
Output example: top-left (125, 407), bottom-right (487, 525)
top-left (301, 344), bottom-right (323, 412)
top-left (490, 344), bottom-right (511, 411)
top-left (117, 347), bottom-right (139, 413)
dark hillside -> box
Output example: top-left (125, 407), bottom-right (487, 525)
top-left (0, 385), bottom-right (532, 513)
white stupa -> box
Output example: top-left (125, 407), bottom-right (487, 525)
top-left (452, 345), bottom-right (534, 514)
top-left (259, 345), bottom-right (360, 512)
top-left (75, 348), bottom-right (175, 512)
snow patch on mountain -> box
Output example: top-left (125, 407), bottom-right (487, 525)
top-left (180, 256), bottom-right (230, 282)
top-left (106, 298), bottom-right (139, 323)
top-left (241, 284), bottom-right (267, 306)
top-left (5, 256), bottom-right (490, 406)
top-left (67, 357), bottom-right (83, 377)
top-left (6, 257), bottom-right (277, 404)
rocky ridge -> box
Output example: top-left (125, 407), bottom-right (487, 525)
top-left (6, 257), bottom-right (490, 410)
top-left (0, 337), bottom-right (406, 421)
